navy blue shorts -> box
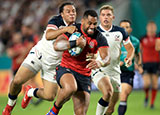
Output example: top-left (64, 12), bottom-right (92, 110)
top-left (56, 65), bottom-right (91, 93)
top-left (143, 62), bottom-right (159, 74)
top-left (120, 71), bottom-right (135, 87)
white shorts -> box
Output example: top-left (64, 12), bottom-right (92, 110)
top-left (22, 46), bottom-right (57, 83)
top-left (92, 69), bottom-right (121, 92)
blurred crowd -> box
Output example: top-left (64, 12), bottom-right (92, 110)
top-left (0, 0), bottom-right (111, 55)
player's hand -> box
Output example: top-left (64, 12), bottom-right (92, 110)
top-left (65, 26), bottom-right (77, 34)
top-left (86, 53), bottom-right (95, 61)
top-left (120, 61), bottom-right (124, 66)
top-left (124, 57), bottom-right (132, 67)
top-left (86, 59), bottom-right (101, 69)
top-left (76, 35), bottom-right (86, 49)
top-left (138, 65), bottom-right (143, 74)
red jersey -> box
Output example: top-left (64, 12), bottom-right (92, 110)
top-left (11, 43), bottom-right (25, 71)
top-left (60, 24), bottom-right (109, 76)
top-left (140, 35), bottom-right (160, 63)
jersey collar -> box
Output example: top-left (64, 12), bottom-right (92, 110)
top-left (99, 24), bottom-right (113, 32)
top-left (63, 19), bottom-right (68, 26)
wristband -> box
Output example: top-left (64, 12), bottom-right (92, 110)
top-left (98, 60), bottom-right (105, 67)
top-left (69, 40), bottom-right (76, 48)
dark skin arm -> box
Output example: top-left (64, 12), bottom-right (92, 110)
top-left (54, 34), bottom-right (86, 51)
top-left (86, 47), bottom-right (110, 69)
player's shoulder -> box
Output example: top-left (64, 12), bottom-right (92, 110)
top-left (140, 35), bottom-right (147, 42)
top-left (130, 35), bottom-right (140, 44)
top-left (48, 15), bottom-right (65, 27)
top-left (111, 25), bottom-right (126, 34)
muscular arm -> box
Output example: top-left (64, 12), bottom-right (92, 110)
top-left (86, 47), bottom-right (110, 69)
top-left (46, 26), bottom-right (76, 40)
top-left (46, 28), bottom-right (67, 40)
top-left (54, 34), bottom-right (86, 51)
top-left (98, 47), bottom-right (110, 66)
top-left (54, 34), bottom-right (70, 51)
top-left (155, 38), bottom-right (160, 51)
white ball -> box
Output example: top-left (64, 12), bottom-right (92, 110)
top-left (68, 32), bottom-right (82, 56)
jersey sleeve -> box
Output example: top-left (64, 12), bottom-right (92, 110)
top-left (121, 28), bottom-right (130, 45)
top-left (46, 15), bottom-right (63, 30)
top-left (96, 32), bottom-right (109, 48)
top-left (135, 39), bottom-right (140, 54)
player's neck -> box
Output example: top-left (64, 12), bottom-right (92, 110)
top-left (100, 24), bottom-right (112, 31)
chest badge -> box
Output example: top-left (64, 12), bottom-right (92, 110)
top-left (115, 35), bottom-right (120, 41)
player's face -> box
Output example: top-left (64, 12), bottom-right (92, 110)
top-left (146, 22), bottom-right (157, 36)
top-left (82, 15), bottom-right (97, 36)
top-left (100, 9), bottom-right (115, 28)
top-left (61, 5), bottom-right (76, 25)
top-left (120, 22), bottom-right (132, 35)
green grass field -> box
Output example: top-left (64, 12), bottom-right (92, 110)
top-left (0, 90), bottom-right (160, 115)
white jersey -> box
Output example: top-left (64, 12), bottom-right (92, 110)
top-left (97, 24), bottom-right (130, 76)
top-left (22, 15), bottom-right (67, 82)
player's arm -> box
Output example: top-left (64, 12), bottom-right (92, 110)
top-left (46, 26), bottom-right (76, 40)
top-left (155, 38), bottom-right (160, 51)
top-left (54, 34), bottom-right (86, 51)
top-left (134, 40), bottom-right (143, 74)
top-left (86, 32), bottom-right (110, 69)
top-left (86, 47), bottom-right (110, 69)
top-left (123, 40), bottom-right (135, 67)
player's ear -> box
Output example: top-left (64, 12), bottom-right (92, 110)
top-left (130, 28), bottom-right (132, 33)
top-left (61, 12), bottom-right (64, 18)
top-left (113, 15), bottom-right (115, 20)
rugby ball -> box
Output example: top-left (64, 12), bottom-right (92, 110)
top-left (68, 32), bottom-right (82, 56)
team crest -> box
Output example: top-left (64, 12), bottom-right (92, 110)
top-left (89, 41), bottom-right (94, 48)
top-left (115, 35), bottom-right (120, 41)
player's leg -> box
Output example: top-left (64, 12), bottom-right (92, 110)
top-left (105, 92), bottom-right (119, 115)
top-left (47, 66), bottom-right (78, 115)
top-left (142, 73), bottom-right (151, 107)
top-left (104, 76), bottom-right (121, 115)
top-left (118, 83), bottom-right (132, 115)
top-left (92, 70), bottom-right (113, 115)
top-left (118, 71), bottom-right (134, 115)
top-left (25, 67), bottom-right (58, 102)
top-left (2, 66), bottom-right (36, 115)
top-left (72, 91), bottom-right (90, 115)
top-left (96, 76), bottom-right (113, 115)
top-left (35, 79), bottom-right (58, 101)
top-left (150, 74), bottom-right (158, 108)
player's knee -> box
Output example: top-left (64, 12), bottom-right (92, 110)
top-left (103, 88), bottom-right (113, 100)
top-left (12, 76), bottom-right (23, 86)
